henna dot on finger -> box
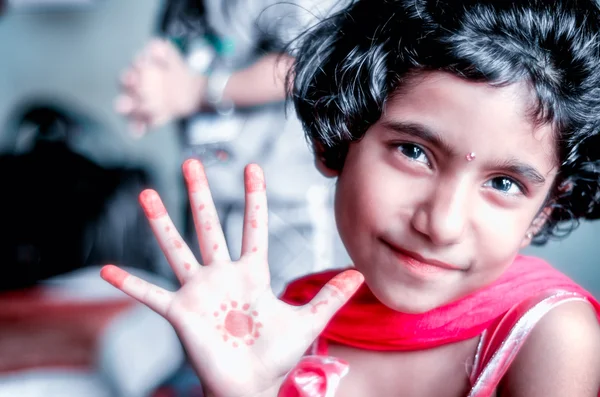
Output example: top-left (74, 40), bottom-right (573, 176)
top-left (213, 243), bottom-right (219, 251)
top-left (252, 247), bottom-right (258, 253)
top-left (184, 262), bottom-right (192, 271)
top-left (199, 204), bottom-right (205, 211)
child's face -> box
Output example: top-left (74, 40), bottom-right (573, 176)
top-left (331, 72), bottom-right (558, 313)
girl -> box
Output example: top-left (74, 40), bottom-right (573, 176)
top-left (102, 0), bottom-right (600, 396)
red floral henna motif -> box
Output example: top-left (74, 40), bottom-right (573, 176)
top-left (245, 164), bottom-right (266, 193)
top-left (139, 190), bottom-right (167, 219)
top-left (183, 159), bottom-right (209, 193)
top-left (215, 301), bottom-right (262, 347)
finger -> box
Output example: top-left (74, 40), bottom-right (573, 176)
top-left (100, 265), bottom-right (173, 316)
top-left (241, 164), bottom-right (268, 259)
top-left (139, 189), bottom-right (201, 283)
top-left (300, 270), bottom-right (364, 336)
top-left (146, 38), bottom-right (172, 68)
top-left (182, 159), bottom-right (230, 264)
top-left (114, 95), bottom-right (136, 114)
top-left (119, 68), bottom-right (139, 89)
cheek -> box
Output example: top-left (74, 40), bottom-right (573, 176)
top-left (474, 207), bottom-right (534, 267)
top-left (334, 160), bottom-right (394, 243)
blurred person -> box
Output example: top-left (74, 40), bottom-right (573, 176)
top-left (115, 0), bottom-right (350, 295)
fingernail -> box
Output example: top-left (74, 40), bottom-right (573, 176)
top-left (139, 189), bottom-right (167, 219)
top-left (329, 270), bottom-right (364, 297)
top-left (245, 164), bottom-right (266, 193)
top-left (183, 159), bottom-right (208, 192)
top-left (100, 265), bottom-right (128, 288)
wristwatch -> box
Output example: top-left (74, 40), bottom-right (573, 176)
top-left (205, 68), bottom-right (235, 116)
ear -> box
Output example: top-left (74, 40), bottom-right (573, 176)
top-left (313, 140), bottom-right (339, 178)
top-left (520, 205), bottom-right (553, 248)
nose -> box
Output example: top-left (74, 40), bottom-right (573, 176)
top-left (411, 178), bottom-right (469, 246)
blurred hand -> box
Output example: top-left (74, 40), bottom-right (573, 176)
top-left (115, 39), bottom-right (206, 137)
top-left (100, 159), bottom-right (364, 397)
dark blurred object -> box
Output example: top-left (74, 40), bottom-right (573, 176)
top-left (159, 0), bottom-right (206, 41)
top-left (0, 101), bottom-right (156, 291)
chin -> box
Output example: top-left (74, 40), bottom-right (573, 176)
top-left (377, 292), bottom-right (443, 314)
top-left (365, 277), bottom-right (453, 314)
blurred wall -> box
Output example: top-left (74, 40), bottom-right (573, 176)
top-left (0, 0), bottom-right (183, 278)
top-left (525, 222), bottom-right (600, 297)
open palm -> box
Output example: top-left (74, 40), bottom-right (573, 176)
top-left (100, 159), bottom-right (363, 397)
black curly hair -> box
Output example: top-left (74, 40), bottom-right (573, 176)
top-left (289, 0), bottom-right (600, 245)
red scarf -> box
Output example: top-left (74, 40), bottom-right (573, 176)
top-left (281, 255), bottom-right (600, 351)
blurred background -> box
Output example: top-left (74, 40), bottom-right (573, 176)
top-left (0, 0), bottom-right (598, 396)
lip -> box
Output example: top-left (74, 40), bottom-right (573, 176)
top-left (383, 241), bottom-right (462, 273)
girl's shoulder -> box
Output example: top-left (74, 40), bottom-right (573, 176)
top-left (471, 290), bottom-right (600, 397)
top-left (502, 298), bottom-right (600, 396)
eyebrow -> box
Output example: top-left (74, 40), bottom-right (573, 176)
top-left (381, 120), bottom-right (457, 157)
top-left (381, 120), bottom-right (547, 187)
top-left (490, 159), bottom-right (547, 186)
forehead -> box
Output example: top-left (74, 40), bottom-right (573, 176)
top-left (384, 72), bottom-right (558, 171)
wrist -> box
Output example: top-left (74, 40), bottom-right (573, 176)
top-left (192, 74), bottom-right (210, 114)
top-left (204, 68), bottom-right (235, 116)
top-left (175, 73), bottom-right (208, 118)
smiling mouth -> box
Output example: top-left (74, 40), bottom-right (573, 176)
top-left (382, 241), bottom-right (462, 275)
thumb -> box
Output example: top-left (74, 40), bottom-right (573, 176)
top-left (300, 270), bottom-right (364, 336)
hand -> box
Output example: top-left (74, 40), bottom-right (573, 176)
top-left (100, 159), bottom-right (364, 397)
top-left (115, 39), bottom-right (206, 136)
